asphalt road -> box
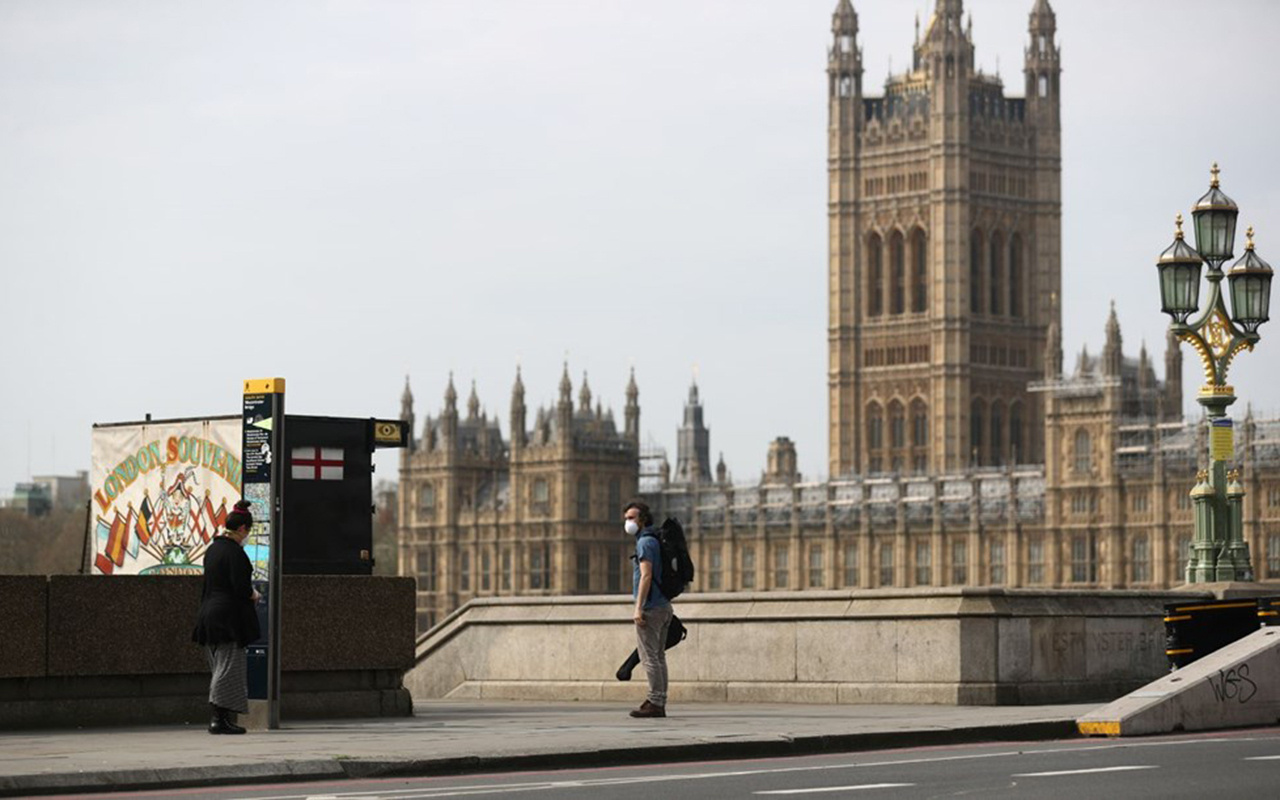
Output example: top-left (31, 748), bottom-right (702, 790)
top-left (47, 727), bottom-right (1280, 800)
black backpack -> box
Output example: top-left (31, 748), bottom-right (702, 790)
top-left (644, 516), bottom-right (695, 600)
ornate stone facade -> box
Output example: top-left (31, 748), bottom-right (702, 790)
top-left (827, 0), bottom-right (1061, 477)
top-left (646, 305), bottom-right (1280, 597)
top-left (397, 368), bottom-right (639, 630)
top-left (397, 0), bottom-right (1280, 631)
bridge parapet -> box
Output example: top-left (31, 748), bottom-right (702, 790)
top-left (409, 588), bottom-right (1213, 706)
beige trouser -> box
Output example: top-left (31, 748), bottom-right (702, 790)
top-left (635, 604), bottom-right (674, 707)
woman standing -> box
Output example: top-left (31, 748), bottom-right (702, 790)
top-left (192, 499), bottom-right (261, 734)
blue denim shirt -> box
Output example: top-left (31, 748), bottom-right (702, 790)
top-left (633, 529), bottom-right (670, 610)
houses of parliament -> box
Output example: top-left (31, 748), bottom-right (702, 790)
top-left (396, 0), bottom-right (1280, 632)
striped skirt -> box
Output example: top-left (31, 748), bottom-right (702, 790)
top-left (206, 643), bottom-right (248, 714)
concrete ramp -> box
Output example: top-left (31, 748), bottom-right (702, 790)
top-left (1077, 626), bottom-right (1280, 736)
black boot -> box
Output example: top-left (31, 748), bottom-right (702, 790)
top-left (208, 705), bottom-right (246, 735)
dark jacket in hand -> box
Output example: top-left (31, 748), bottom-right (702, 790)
top-left (192, 536), bottom-right (261, 648)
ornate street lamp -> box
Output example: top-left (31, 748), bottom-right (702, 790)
top-left (1156, 214), bottom-right (1202, 324)
top-left (1157, 163), bottom-right (1274, 583)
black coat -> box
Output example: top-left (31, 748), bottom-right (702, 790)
top-left (192, 536), bottom-right (261, 648)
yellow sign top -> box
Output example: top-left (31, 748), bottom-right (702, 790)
top-left (244, 377), bottom-right (286, 394)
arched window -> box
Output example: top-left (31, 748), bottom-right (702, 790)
top-left (911, 228), bottom-right (928, 313)
top-left (889, 231), bottom-right (905, 315)
top-left (1009, 233), bottom-right (1023, 318)
top-left (868, 233), bottom-right (884, 317)
top-left (911, 399), bottom-right (928, 474)
top-left (889, 401), bottom-right (906, 450)
top-left (989, 230), bottom-right (1003, 315)
top-left (970, 399), bottom-right (985, 466)
top-left (1010, 402), bottom-right (1024, 465)
top-left (991, 401), bottom-right (1004, 466)
top-left (911, 400), bottom-right (928, 448)
top-left (867, 403), bottom-right (885, 473)
top-left (970, 230), bottom-right (984, 313)
top-left (1074, 429), bottom-right (1092, 474)
top-left (889, 400), bottom-right (905, 473)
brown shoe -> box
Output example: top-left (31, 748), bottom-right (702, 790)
top-left (630, 700), bottom-right (666, 718)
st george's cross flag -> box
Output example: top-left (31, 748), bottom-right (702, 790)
top-left (291, 447), bottom-right (344, 480)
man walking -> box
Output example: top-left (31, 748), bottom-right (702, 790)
top-left (624, 500), bottom-right (672, 718)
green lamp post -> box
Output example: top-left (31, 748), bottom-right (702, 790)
top-left (1156, 164), bottom-right (1274, 582)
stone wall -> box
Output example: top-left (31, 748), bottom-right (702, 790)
top-left (0, 575), bottom-right (416, 729)
top-left (407, 588), bottom-right (1212, 705)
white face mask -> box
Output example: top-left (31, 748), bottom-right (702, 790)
top-left (624, 519), bottom-right (640, 536)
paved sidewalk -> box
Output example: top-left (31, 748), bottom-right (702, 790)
top-left (0, 700), bottom-right (1100, 796)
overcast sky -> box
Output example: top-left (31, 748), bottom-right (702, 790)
top-left (3, 0), bottom-right (1279, 497)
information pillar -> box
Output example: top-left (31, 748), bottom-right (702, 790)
top-left (242, 377), bottom-right (285, 729)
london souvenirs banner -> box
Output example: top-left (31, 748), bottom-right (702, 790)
top-left (90, 418), bottom-right (242, 575)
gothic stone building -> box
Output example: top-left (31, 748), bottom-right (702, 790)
top-left (397, 0), bottom-right (1280, 630)
top-left (397, 368), bottom-right (639, 630)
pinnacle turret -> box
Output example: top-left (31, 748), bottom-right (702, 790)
top-left (624, 368), bottom-right (640, 446)
top-left (400, 375), bottom-right (413, 418)
top-left (626, 367), bottom-right (638, 403)
top-left (828, 0), bottom-right (862, 101)
top-left (511, 365), bottom-right (525, 401)
top-left (1025, 0), bottom-right (1060, 116)
top-left (509, 366), bottom-right (527, 451)
top-left (444, 372), bottom-right (457, 411)
top-left (558, 362), bottom-right (572, 406)
top-left (578, 372), bottom-right (592, 413)
top-left (1103, 301), bottom-right (1122, 377)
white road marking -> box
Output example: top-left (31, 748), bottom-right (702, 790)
top-left (1012, 765), bottom-right (1158, 777)
top-left (251, 737), bottom-right (1280, 800)
top-left (1244, 755), bottom-right (1280, 760)
top-left (252, 754), bottom-right (1018, 800)
top-left (756, 784), bottom-right (915, 795)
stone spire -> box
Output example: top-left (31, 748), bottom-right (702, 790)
top-left (923, 0), bottom-right (969, 51)
top-left (578, 372), bottom-right (592, 414)
top-left (556, 362), bottom-right (573, 442)
top-left (674, 379), bottom-right (711, 484)
top-left (511, 365), bottom-right (525, 401)
top-left (510, 366), bottom-right (526, 451)
top-left (400, 375), bottom-right (413, 419)
top-left (1103, 301), bottom-right (1122, 376)
top-left (400, 375), bottom-right (415, 452)
top-left (624, 367), bottom-right (640, 446)
top-left (558, 362), bottom-right (573, 407)
top-left (1138, 342), bottom-right (1155, 396)
top-left (1029, 0), bottom-right (1056, 32)
top-left (467, 380), bottom-right (480, 420)
top-left (442, 372), bottom-right (458, 443)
